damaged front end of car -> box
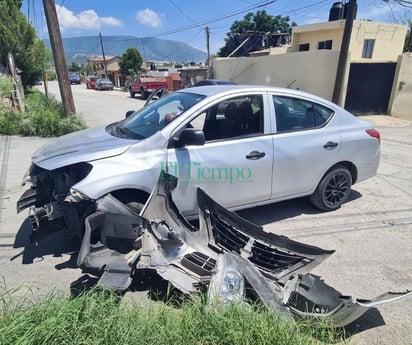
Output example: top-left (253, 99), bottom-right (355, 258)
top-left (74, 171), bottom-right (411, 327)
top-left (17, 162), bottom-right (95, 240)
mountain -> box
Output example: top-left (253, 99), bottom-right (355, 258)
top-left (44, 35), bottom-right (208, 65)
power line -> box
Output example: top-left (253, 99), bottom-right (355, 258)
top-left (142, 0), bottom-right (276, 38)
top-left (168, 0), bottom-right (200, 26)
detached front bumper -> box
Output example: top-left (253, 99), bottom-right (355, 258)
top-left (76, 171), bottom-right (412, 327)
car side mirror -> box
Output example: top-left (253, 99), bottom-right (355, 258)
top-left (125, 110), bottom-right (135, 118)
top-left (169, 128), bottom-right (205, 148)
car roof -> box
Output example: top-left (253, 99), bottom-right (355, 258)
top-left (195, 79), bottom-right (235, 84)
top-left (181, 84), bottom-right (323, 100)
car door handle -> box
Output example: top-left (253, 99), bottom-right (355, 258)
top-left (246, 151), bottom-right (265, 160)
top-left (323, 141), bottom-right (338, 149)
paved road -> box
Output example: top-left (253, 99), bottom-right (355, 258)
top-left (41, 80), bottom-right (146, 127)
top-left (0, 82), bottom-right (411, 344)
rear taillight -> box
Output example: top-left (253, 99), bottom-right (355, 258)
top-left (365, 129), bottom-right (381, 144)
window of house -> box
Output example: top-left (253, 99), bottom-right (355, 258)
top-left (362, 39), bottom-right (375, 58)
top-left (299, 43), bottom-right (310, 51)
top-left (318, 40), bottom-right (332, 50)
top-left (188, 95), bottom-right (264, 141)
top-left (273, 96), bottom-right (334, 133)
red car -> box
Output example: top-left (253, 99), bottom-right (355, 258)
top-left (86, 76), bottom-right (98, 89)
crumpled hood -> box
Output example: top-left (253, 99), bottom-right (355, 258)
top-left (32, 125), bottom-right (136, 170)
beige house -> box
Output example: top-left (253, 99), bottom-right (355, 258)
top-left (289, 19), bottom-right (406, 62)
top-left (87, 56), bottom-right (123, 88)
top-left (213, 18), bottom-right (410, 118)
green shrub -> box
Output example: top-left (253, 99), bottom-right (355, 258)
top-left (0, 110), bottom-right (21, 135)
top-left (0, 76), bottom-right (13, 96)
top-left (0, 88), bottom-right (86, 137)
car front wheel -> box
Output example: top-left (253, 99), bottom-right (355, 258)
top-left (310, 166), bottom-right (352, 211)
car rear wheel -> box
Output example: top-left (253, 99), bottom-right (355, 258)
top-left (310, 166), bottom-right (352, 211)
top-left (129, 89), bottom-right (135, 98)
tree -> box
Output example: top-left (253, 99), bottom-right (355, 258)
top-left (0, 0), bottom-right (46, 86)
top-left (119, 48), bottom-right (143, 77)
top-left (218, 10), bottom-right (296, 57)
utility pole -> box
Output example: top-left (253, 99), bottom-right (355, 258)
top-left (205, 26), bottom-right (211, 78)
top-left (99, 33), bottom-right (108, 78)
top-left (332, 0), bottom-right (357, 106)
top-left (42, 0), bottom-right (75, 115)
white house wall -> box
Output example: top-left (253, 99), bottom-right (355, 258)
top-left (213, 50), bottom-right (340, 100)
top-left (288, 20), bottom-right (406, 62)
top-left (389, 53), bottom-right (412, 121)
top-left (349, 21), bottom-right (407, 62)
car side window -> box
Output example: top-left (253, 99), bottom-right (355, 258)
top-left (188, 95), bottom-right (264, 141)
top-left (273, 95), bottom-right (334, 133)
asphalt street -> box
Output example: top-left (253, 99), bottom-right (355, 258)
top-left (0, 81), bottom-right (411, 344)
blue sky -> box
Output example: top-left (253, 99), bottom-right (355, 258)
top-left (22, 0), bottom-right (408, 54)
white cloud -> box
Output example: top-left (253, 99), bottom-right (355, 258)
top-left (136, 8), bottom-right (164, 28)
top-left (57, 6), bottom-right (123, 31)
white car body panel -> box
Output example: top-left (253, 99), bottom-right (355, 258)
top-left (32, 126), bottom-right (134, 170)
top-left (167, 135), bottom-right (273, 215)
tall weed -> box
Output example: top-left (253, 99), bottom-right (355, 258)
top-left (0, 88), bottom-right (86, 137)
top-left (0, 287), bottom-right (343, 345)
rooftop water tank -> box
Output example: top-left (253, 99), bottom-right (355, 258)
top-left (329, 2), bottom-right (345, 21)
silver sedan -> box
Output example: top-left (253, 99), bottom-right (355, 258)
top-left (18, 85), bottom-right (380, 238)
top-left (94, 78), bottom-right (114, 90)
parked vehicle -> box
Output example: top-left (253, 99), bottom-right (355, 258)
top-left (69, 72), bottom-right (81, 85)
top-left (86, 76), bottom-right (99, 89)
top-left (94, 78), bottom-right (114, 90)
top-left (193, 79), bottom-right (236, 86)
top-left (129, 76), bottom-right (168, 100)
top-left (17, 85), bottom-right (380, 239)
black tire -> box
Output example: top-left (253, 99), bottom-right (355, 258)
top-left (129, 89), bottom-right (135, 98)
top-left (310, 166), bottom-right (352, 211)
top-left (140, 88), bottom-right (148, 100)
top-left (110, 190), bottom-right (148, 215)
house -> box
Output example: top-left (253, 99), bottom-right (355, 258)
top-left (288, 19), bottom-right (408, 115)
top-left (87, 57), bottom-right (183, 90)
top-left (289, 20), bottom-right (406, 61)
top-left (213, 2), bottom-right (410, 118)
top-left (87, 56), bottom-right (123, 88)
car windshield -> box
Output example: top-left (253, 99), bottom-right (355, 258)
top-left (112, 91), bottom-right (205, 139)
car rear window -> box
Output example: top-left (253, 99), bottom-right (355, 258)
top-left (273, 95), bottom-right (334, 132)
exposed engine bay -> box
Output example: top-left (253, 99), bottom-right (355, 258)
top-left (17, 162), bottom-right (94, 239)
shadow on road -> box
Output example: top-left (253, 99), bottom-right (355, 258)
top-left (12, 218), bottom-right (79, 266)
top-left (237, 190), bottom-right (362, 226)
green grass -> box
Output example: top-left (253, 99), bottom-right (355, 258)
top-left (0, 88), bottom-right (86, 137)
top-left (0, 286), bottom-right (343, 345)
